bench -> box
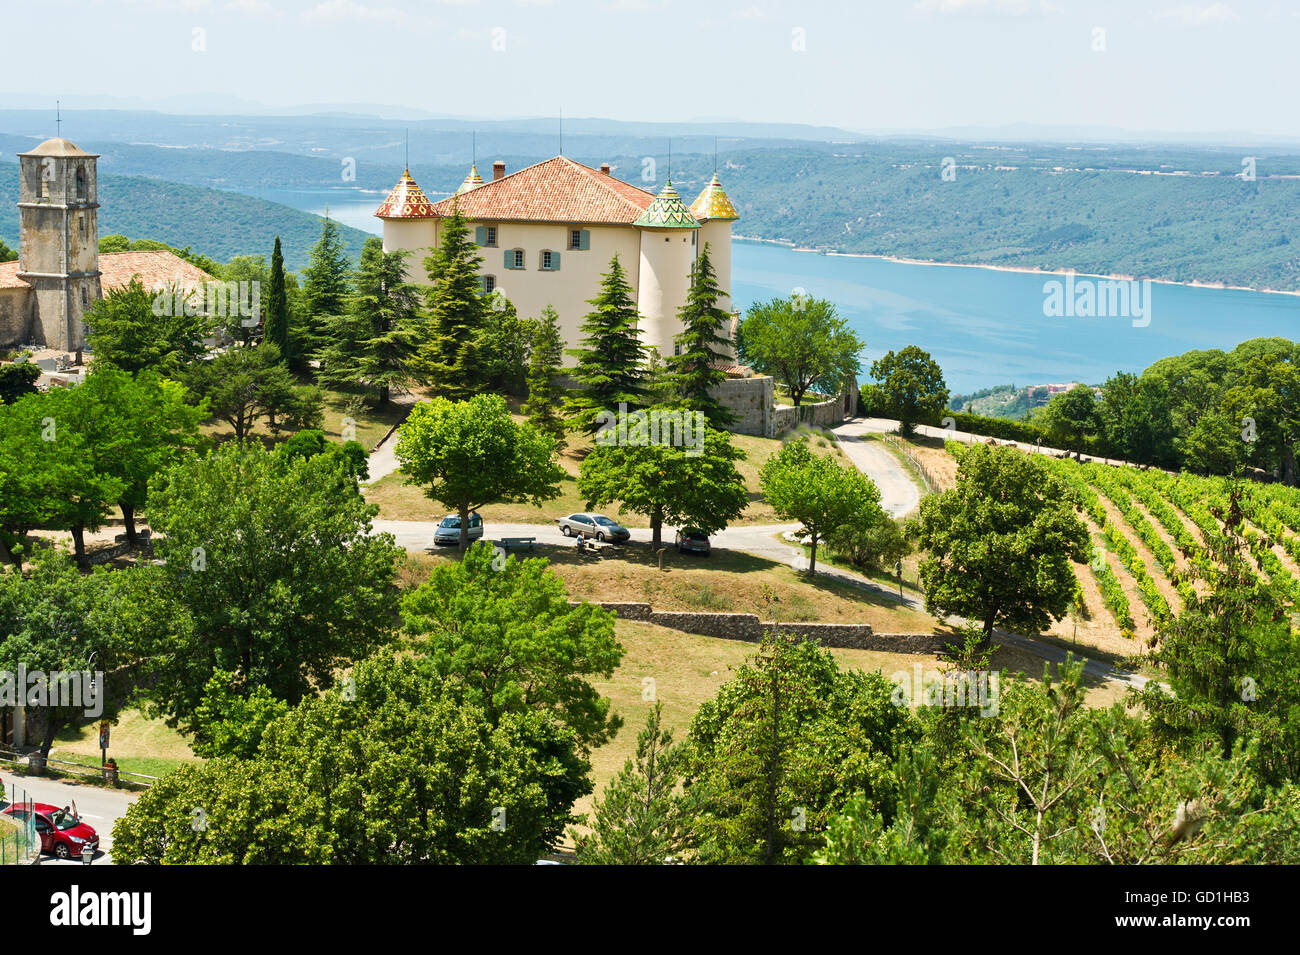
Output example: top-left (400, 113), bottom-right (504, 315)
top-left (497, 537), bottom-right (536, 553)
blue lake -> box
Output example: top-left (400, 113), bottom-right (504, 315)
top-left (261, 186), bottom-right (1300, 394)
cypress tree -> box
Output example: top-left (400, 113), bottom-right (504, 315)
top-left (522, 305), bottom-right (567, 449)
top-left (418, 207), bottom-right (488, 399)
top-left (566, 255), bottom-right (645, 433)
top-left (265, 235), bottom-right (289, 359)
top-left (669, 243), bottom-right (735, 425)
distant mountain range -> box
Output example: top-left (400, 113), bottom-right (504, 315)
top-left (5, 110), bottom-right (1300, 290)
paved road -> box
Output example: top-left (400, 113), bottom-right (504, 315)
top-left (830, 419), bottom-right (921, 517)
top-left (2, 771), bottom-right (138, 866)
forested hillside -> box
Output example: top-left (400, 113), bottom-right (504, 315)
top-left (5, 130), bottom-right (1300, 287)
top-left (643, 144), bottom-right (1300, 291)
top-left (0, 161), bottom-right (371, 271)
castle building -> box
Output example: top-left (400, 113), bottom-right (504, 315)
top-left (374, 156), bottom-right (739, 362)
top-left (0, 138), bottom-right (210, 357)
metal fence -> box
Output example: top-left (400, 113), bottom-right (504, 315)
top-left (882, 433), bottom-right (941, 494)
top-left (0, 746), bottom-right (156, 788)
top-left (0, 780), bottom-right (39, 865)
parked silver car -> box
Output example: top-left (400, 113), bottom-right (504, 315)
top-left (434, 511), bottom-right (483, 546)
top-left (675, 527), bottom-right (711, 555)
top-left (555, 513), bottom-right (630, 543)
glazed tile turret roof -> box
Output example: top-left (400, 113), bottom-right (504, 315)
top-left (633, 180), bottom-right (700, 229)
top-left (429, 156), bottom-right (655, 224)
top-left (455, 164), bottom-right (485, 195)
top-left (690, 173), bottom-right (739, 222)
top-left (374, 169), bottom-right (439, 219)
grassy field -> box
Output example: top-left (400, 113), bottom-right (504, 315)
top-left (400, 541), bottom-right (939, 632)
top-left (365, 422), bottom-right (844, 525)
top-left (201, 385), bottom-right (412, 450)
top-left (52, 708), bottom-right (199, 780)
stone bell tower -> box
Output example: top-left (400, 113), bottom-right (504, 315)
top-left (16, 137), bottom-right (101, 356)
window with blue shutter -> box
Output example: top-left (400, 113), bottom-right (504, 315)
top-left (541, 250), bottom-right (560, 271)
top-left (506, 248), bottom-right (525, 270)
top-left (569, 229), bottom-right (590, 250)
top-left (475, 226), bottom-right (486, 246)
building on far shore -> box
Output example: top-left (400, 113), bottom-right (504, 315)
top-left (0, 137), bottom-right (210, 358)
top-left (374, 156), bottom-right (740, 363)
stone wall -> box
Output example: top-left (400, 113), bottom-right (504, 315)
top-left (0, 287), bottom-right (31, 348)
top-left (708, 374), bottom-right (855, 438)
top-left (769, 392), bottom-right (850, 435)
top-left (574, 600), bottom-right (947, 653)
top-left (708, 375), bottom-right (773, 437)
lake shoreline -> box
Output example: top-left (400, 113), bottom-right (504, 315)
top-left (733, 235), bottom-right (1300, 299)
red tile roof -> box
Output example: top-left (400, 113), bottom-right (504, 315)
top-left (0, 261), bottom-right (29, 289)
top-left (0, 250), bottom-right (210, 293)
top-left (98, 250), bottom-right (211, 290)
top-left (429, 156), bottom-right (656, 224)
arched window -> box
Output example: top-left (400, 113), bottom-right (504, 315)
top-left (75, 166), bottom-right (87, 201)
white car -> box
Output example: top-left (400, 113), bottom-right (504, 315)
top-left (433, 512), bottom-right (483, 546)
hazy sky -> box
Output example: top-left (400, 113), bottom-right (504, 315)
top-left (5, 0), bottom-right (1299, 136)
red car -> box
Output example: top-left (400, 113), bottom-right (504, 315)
top-left (1, 802), bottom-right (99, 860)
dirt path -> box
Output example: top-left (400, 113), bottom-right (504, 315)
top-left (831, 419), bottom-right (922, 518)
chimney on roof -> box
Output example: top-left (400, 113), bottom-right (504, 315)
top-left (493, 161), bottom-right (505, 181)
top-left (600, 163), bottom-right (611, 175)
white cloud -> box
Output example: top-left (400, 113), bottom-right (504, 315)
top-left (913, 0), bottom-right (1063, 15)
top-left (1154, 2), bottom-right (1238, 26)
top-left (223, 0), bottom-right (282, 17)
top-left (301, 0), bottom-right (407, 25)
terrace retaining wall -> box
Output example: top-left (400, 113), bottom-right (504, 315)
top-left (572, 600), bottom-right (947, 653)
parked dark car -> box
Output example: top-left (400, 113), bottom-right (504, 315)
top-left (1, 802), bottom-right (98, 860)
top-left (555, 513), bottom-right (630, 543)
top-left (675, 527), bottom-right (711, 555)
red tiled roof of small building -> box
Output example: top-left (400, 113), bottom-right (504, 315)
top-left (1, 250), bottom-right (208, 292)
top-left (0, 261), bottom-right (30, 289)
top-left (98, 251), bottom-right (212, 290)
top-left (429, 156), bottom-right (656, 224)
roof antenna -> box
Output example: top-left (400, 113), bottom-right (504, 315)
top-left (714, 136), bottom-right (718, 174)
top-left (56, 100), bottom-right (61, 138)
top-left (472, 130), bottom-right (476, 167)
top-left (404, 128), bottom-right (409, 171)
top-left (667, 137), bottom-right (672, 182)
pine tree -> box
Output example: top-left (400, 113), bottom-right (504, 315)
top-left (573, 703), bottom-right (697, 864)
top-left (265, 236), bottom-right (290, 359)
top-left (521, 305), bottom-right (567, 449)
top-left (301, 215), bottom-right (352, 364)
top-left (418, 207), bottom-right (488, 400)
top-left (317, 237), bottom-right (423, 406)
top-left (566, 255), bottom-right (645, 433)
top-left (669, 243), bottom-right (736, 425)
